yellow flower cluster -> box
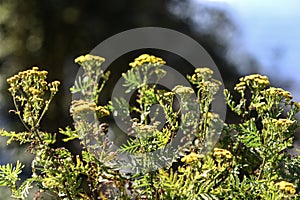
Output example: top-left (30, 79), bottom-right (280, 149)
top-left (271, 118), bottom-right (295, 126)
top-left (74, 54), bottom-right (105, 64)
top-left (7, 67), bottom-right (48, 85)
top-left (275, 181), bottom-right (296, 194)
top-left (189, 67), bottom-right (214, 82)
top-left (129, 54), bottom-right (166, 68)
top-left (7, 67), bottom-right (59, 96)
top-left (194, 67), bottom-right (213, 75)
top-left (239, 74), bottom-right (270, 85)
top-left (172, 85), bottom-right (194, 95)
top-left (29, 87), bottom-right (42, 96)
top-left (234, 81), bottom-right (246, 91)
top-left (71, 100), bottom-right (110, 118)
top-left (293, 102), bottom-right (300, 109)
top-left (71, 100), bottom-right (97, 114)
top-left (95, 106), bottom-right (110, 118)
top-left (235, 74), bottom-right (270, 92)
top-left (263, 87), bottom-right (293, 101)
top-left (181, 152), bottom-right (203, 163)
top-left (49, 80), bottom-right (61, 93)
top-left (213, 148), bottom-right (232, 159)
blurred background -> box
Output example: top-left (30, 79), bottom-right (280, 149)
top-left (0, 0), bottom-right (299, 197)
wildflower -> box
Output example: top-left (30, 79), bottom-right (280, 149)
top-left (213, 148), bottom-right (232, 159)
top-left (49, 81), bottom-right (60, 93)
top-left (129, 54), bottom-right (166, 68)
top-left (40, 80), bottom-right (47, 86)
top-left (6, 75), bottom-right (19, 85)
top-left (32, 66), bottom-right (39, 71)
top-left (172, 85), bottom-right (194, 95)
top-left (74, 54), bottom-right (105, 64)
top-left (293, 102), bottom-right (300, 109)
top-left (51, 81), bottom-right (60, 87)
top-left (29, 87), bottom-right (41, 96)
top-left (181, 152), bottom-right (203, 163)
top-left (275, 181), bottom-right (296, 194)
top-left (239, 74), bottom-right (270, 89)
top-left (271, 118), bottom-right (295, 126)
top-left (240, 74), bottom-right (269, 83)
top-left (262, 87), bottom-right (293, 101)
top-left (234, 81), bottom-right (246, 92)
top-left (189, 67), bottom-right (214, 82)
top-left (194, 67), bottom-right (213, 75)
top-left (95, 106), bottom-right (110, 118)
top-left (70, 100), bottom-right (97, 115)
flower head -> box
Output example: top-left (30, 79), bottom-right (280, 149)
top-left (70, 100), bottom-right (97, 115)
top-left (129, 54), bottom-right (166, 68)
top-left (271, 118), bottom-right (295, 126)
top-left (74, 54), bottom-right (105, 64)
top-left (275, 181), bottom-right (296, 194)
top-left (95, 106), bottom-right (110, 118)
top-left (238, 74), bottom-right (270, 90)
top-left (213, 148), bottom-right (232, 159)
top-left (189, 67), bottom-right (214, 82)
top-left (293, 102), bottom-right (300, 109)
top-left (181, 152), bottom-right (203, 163)
top-left (262, 87), bottom-right (293, 101)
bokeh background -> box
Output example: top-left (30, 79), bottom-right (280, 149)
top-left (0, 0), bottom-right (299, 198)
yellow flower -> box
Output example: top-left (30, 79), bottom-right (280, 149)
top-left (29, 87), bottom-right (41, 96)
top-left (271, 118), bottom-right (295, 126)
top-left (32, 66), bottom-right (39, 71)
top-left (194, 67), bottom-right (213, 75)
top-left (172, 85), bottom-right (194, 95)
top-left (95, 106), bottom-right (110, 118)
top-left (293, 102), bottom-right (300, 109)
top-left (213, 148), bottom-right (232, 159)
top-left (7, 75), bottom-right (19, 84)
top-left (234, 81), bottom-right (246, 92)
top-left (239, 74), bottom-right (270, 87)
top-left (70, 100), bottom-right (97, 115)
top-left (51, 81), bottom-right (60, 87)
top-left (181, 152), bottom-right (203, 163)
top-left (129, 54), bottom-right (166, 68)
top-left (263, 87), bottom-right (293, 101)
top-left (290, 188), bottom-right (296, 195)
top-left (190, 67), bottom-right (214, 82)
top-left (74, 54), bottom-right (105, 64)
top-left (275, 181), bottom-right (296, 194)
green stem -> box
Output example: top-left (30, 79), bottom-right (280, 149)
top-left (36, 94), bottom-right (55, 128)
top-left (12, 95), bottom-right (30, 131)
top-left (257, 157), bottom-right (265, 180)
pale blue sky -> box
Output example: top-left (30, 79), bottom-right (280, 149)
top-left (196, 0), bottom-right (300, 101)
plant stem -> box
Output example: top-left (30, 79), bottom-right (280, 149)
top-left (257, 157), bottom-right (265, 180)
top-left (12, 95), bottom-right (30, 131)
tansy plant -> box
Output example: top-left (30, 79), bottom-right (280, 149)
top-left (0, 53), bottom-right (299, 199)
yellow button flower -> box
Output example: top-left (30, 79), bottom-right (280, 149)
top-left (181, 152), bottom-right (203, 163)
top-left (275, 180), bottom-right (296, 194)
top-left (74, 54), bottom-right (105, 64)
top-left (213, 148), bottom-right (233, 159)
top-left (129, 54), bottom-right (166, 68)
